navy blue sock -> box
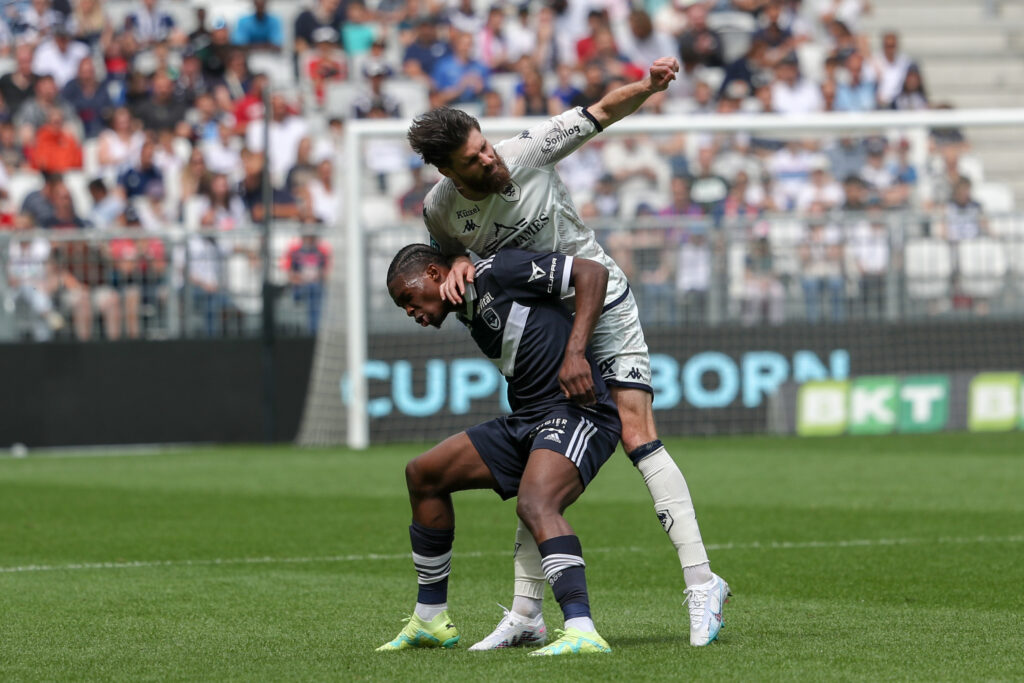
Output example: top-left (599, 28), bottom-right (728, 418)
top-left (409, 522), bottom-right (454, 605)
top-left (538, 535), bottom-right (590, 620)
top-left (627, 439), bottom-right (664, 466)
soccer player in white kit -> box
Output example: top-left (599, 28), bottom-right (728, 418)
top-left (407, 57), bottom-right (730, 648)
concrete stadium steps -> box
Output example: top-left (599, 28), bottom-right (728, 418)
top-left (857, 0), bottom-right (1024, 204)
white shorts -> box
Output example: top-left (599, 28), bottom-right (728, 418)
top-left (590, 286), bottom-right (652, 393)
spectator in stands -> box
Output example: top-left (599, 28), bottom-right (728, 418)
top-left (834, 51), bottom-right (876, 112)
top-left (231, 73), bottom-right (267, 134)
top-left (232, 0), bottom-right (284, 52)
top-left (306, 158), bottom-right (341, 225)
top-left (85, 178), bottom-right (126, 229)
top-left (61, 56), bottom-right (114, 139)
top-left (848, 218), bottom-right (888, 318)
top-left (569, 61), bottom-right (608, 109)
top-left (97, 107), bottom-right (143, 175)
top-left (245, 94), bottom-right (309, 188)
top-left (238, 149), bottom-right (302, 222)
top-left (176, 49), bottom-right (216, 105)
top-left (447, 0), bottom-right (483, 34)
top-left (616, 9), bottom-right (677, 72)
top-left (0, 44), bottom-right (38, 117)
top-left (795, 156), bottom-right (843, 214)
top-left (341, 1), bottom-right (376, 56)
top-left (180, 147), bottom-right (210, 208)
top-left (770, 51), bottom-right (823, 115)
top-left (21, 171), bottom-right (63, 227)
top-left (430, 30), bottom-right (489, 108)
top-left (589, 172), bottom-right (621, 218)
top-left (196, 172), bottom-right (247, 232)
top-left (403, 16), bottom-right (450, 84)
top-left (186, 231), bottom-right (232, 337)
top-left (294, 0), bottom-right (345, 70)
top-left (859, 137), bottom-right (911, 208)
top-left (549, 63), bottom-right (582, 113)
top-left (119, 139), bottom-right (163, 199)
top-left (126, 0), bottom-right (180, 49)
top-left (218, 50), bottom-right (251, 103)
top-left (820, 78), bottom-right (838, 111)
top-left (675, 223), bottom-right (708, 321)
top-left (690, 146), bottom-right (731, 217)
top-left (677, 1), bottom-right (725, 69)
top-left (398, 158), bottom-right (430, 218)
top-left (511, 66), bottom-right (549, 117)
top-left (6, 219), bottom-right (59, 341)
top-left (609, 204), bottom-right (680, 326)
top-left (202, 118), bottom-right (242, 179)
top-left (13, 0), bottom-right (65, 43)
top-left (133, 72), bottom-right (188, 133)
top-left (476, 5), bottom-right (511, 72)
top-left (0, 121), bottom-right (27, 171)
top-left (890, 64), bottom-right (928, 111)
top-left (826, 137), bottom-right (866, 185)
top-left (888, 138), bottom-right (918, 194)
top-left (353, 62), bottom-right (400, 118)
top-left (743, 234), bottom-right (786, 326)
top-left (505, 3), bottom-right (537, 65)
top-left (602, 134), bottom-right (669, 202)
top-left (285, 137), bottom-right (317, 193)
top-left (873, 30), bottom-right (911, 108)
top-left (69, 0), bottom-right (111, 49)
top-left (307, 27), bottom-right (347, 108)
top-left (941, 176), bottom-right (987, 243)
top-left (768, 141), bottom-right (816, 209)
top-left (284, 233), bottom-right (331, 334)
top-left (31, 24), bottom-right (90, 89)
top-left (753, 0), bottom-right (800, 69)
top-left (14, 74), bottom-right (81, 140)
top-left (27, 108), bottom-right (82, 173)
top-left (197, 16), bottom-right (232, 80)
top-left (107, 206), bottom-right (167, 338)
top-left (799, 217), bottom-right (845, 323)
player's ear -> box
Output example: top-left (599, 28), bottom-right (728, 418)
top-left (425, 263), bottom-right (442, 282)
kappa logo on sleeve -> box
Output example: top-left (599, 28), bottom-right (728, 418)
top-left (528, 261), bottom-right (547, 282)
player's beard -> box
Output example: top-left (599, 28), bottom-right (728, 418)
top-left (462, 154), bottom-right (512, 196)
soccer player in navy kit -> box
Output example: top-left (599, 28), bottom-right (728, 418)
top-left (378, 245), bottom-right (621, 656)
top-left (407, 57), bottom-right (729, 649)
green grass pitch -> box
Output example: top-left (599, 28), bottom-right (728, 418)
top-left (2, 433), bottom-right (1023, 681)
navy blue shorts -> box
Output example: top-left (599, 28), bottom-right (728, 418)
top-left (466, 401), bottom-right (621, 501)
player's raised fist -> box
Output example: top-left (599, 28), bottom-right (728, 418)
top-left (648, 57), bottom-right (680, 92)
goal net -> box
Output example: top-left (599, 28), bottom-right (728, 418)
top-left (298, 109), bottom-right (1024, 447)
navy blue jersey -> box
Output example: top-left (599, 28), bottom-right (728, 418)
top-left (456, 248), bottom-right (612, 413)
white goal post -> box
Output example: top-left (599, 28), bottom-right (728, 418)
top-left (332, 107), bottom-right (1024, 449)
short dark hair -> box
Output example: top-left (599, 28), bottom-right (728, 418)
top-left (386, 244), bottom-right (451, 287)
top-left (407, 107), bottom-right (480, 169)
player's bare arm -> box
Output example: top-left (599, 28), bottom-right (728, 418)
top-left (440, 255), bottom-right (474, 304)
top-left (586, 57), bottom-right (679, 129)
top-left (560, 258), bottom-right (608, 406)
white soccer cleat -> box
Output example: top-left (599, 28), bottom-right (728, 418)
top-left (683, 573), bottom-right (731, 646)
top-left (468, 604), bottom-right (547, 651)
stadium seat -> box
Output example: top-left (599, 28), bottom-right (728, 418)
top-left (324, 82), bottom-right (361, 119)
top-left (248, 52), bottom-right (294, 88)
top-left (488, 73), bottom-right (520, 116)
top-left (62, 171), bottom-right (91, 218)
top-left (7, 172), bottom-right (43, 213)
top-left (707, 12), bottom-right (755, 63)
top-left (957, 238), bottom-right (1007, 299)
top-left (383, 79), bottom-right (429, 119)
top-left (1004, 239), bottom-right (1024, 291)
top-left (361, 195), bottom-right (399, 230)
top-left (797, 44), bottom-right (827, 85)
top-left (904, 238), bottom-right (952, 300)
top-left (975, 182), bottom-right (1015, 214)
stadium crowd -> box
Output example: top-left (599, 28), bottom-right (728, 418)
top-left (0, 0), bottom-right (1015, 341)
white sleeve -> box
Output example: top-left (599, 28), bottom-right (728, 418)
top-left (495, 107), bottom-right (602, 168)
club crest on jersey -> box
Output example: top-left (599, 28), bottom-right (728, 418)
top-left (481, 307), bottom-right (501, 330)
top-left (528, 261), bottom-right (547, 283)
top-left (498, 180), bottom-right (521, 203)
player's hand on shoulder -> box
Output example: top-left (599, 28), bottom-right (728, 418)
top-left (440, 256), bottom-right (475, 304)
top-left (559, 353), bottom-right (597, 406)
top-left (648, 57), bottom-right (680, 93)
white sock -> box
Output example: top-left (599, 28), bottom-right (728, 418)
top-left (683, 562), bottom-right (714, 587)
top-left (414, 602), bottom-right (447, 621)
top-left (636, 448), bottom-right (711, 586)
top-left (511, 595), bottom-right (543, 620)
top-left (513, 518), bottom-right (546, 600)
top-left (564, 616), bottom-right (596, 632)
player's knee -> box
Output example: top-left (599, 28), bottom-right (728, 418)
top-left (515, 495), bottom-right (550, 532)
top-left (404, 457), bottom-right (439, 496)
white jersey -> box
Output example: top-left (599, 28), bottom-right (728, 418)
top-left (423, 107), bottom-right (629, 307)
